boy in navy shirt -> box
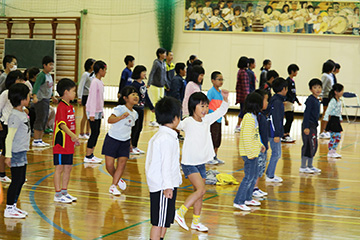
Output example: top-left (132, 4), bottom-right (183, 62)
top-left (118, 55), bottom-right (135, 97)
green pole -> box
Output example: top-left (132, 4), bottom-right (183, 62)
top-left (78, 9), bottom-right (87, 84)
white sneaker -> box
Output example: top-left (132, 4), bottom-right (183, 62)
top-left (299, 167), bottom-right (315, 173)
top-left (175, 211), bottom-right (189, 230)
top-left (284, 136), bottom-right (295, 142)
top-left (149, 121), bottom-right (160, 127)
top-left (133, 147), bottom-right (145, 154)
top-left (234, 126), bottom-right (241, 133)
top-left (79, 134), bottom-right (90, 140)
top-left (191, 222), bottom-right (208, 232)
top-left (0, 176), bottom-right (11, 183)
top-left (327, 150), bottom-right (336, 158)
top-left (109, 185), bottom-right (121, 196)
top-left (130, 148), bottom-right (140, 155)
top-left (320, 132), bottom-right (330, 139)
top-left (206, 159), bottom-right (218, 165)
top-left (333, 152), bottom-right (342, 158)
top-left (118, 178), bottom-right (127, 191)
top-left (325, 132), bottom-right (331, 138)
top-left (233, 203), bottom-right (251, 211)
top-left (258, 189), bottom-right (268, 196)
top-left (32, 141), bottom-right (47, 147)
top-left (274, 175), bottom-right (283, 182)
top-left (4, 208), bottom-right (26, 218)
top-left (245, 200), bottom-right (261, 206)
top-left (214, 156), bottom-right (225, 164)
top-left (14, 205), bottom-right (28, 216)
top-left (54, 195), bottom-right (72, 204)
top-left (63, 193), bottom-right (77, 202)
top-left (41, 141), bottom-right (50, 146)
top-left (309, 167), bottom-right (321, 173)
top-left (266, 176), bottom-right (282, 183)
top-left (83, 156), bottom-right (102, 164)
top-left (252, 190), bottom-right (264, 198)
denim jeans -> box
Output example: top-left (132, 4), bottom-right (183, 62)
top-left (266, 138), bottom-right (281, 178)
top-left (234, 156), bottom-right (259, 204)
top-left (257, 150), bottom-right (268, 178)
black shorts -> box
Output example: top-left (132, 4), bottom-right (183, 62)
top-left (0, 122), bottom-right (8, 156)
top-left (81, 95), bottom-right (88, 106)
top-left (150, 188), bottom-right (177, 228)
top-left (210, 122), bottom-right (222, 148)
top-left (101, 134), bottom-right (130, 158)
top-left (53, 154), bottom-right (73, 165)
top-left (322, 97), bottom-right (329, 107)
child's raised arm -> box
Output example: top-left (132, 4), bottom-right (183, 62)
top-left (108, 112), bottom-right (129, 124)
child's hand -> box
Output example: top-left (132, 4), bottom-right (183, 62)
top-left (33, 95), bottom-right (38, 104)
top-left (5, 158), bottom-right (11, 168)
top-left (225, 119), bottom-right (229, 126)
top-left (119, 112), bottom-right (130, 120)
top-left (221, 89), bottom-right (229, 102)
top-left (164, 189), bottom-right (173, 199)
top-left (260, 145), bottom-right (266, 153)
top-left (274, 137), bottom-right (280, 143)
top-left (72, 136), bottom-right (80, 146)
top-left (77, 98), bottom-right (82, 104)
top-left (24, 108), bottom-right (29, 115)
top-left (90, 116), bottom-right (95, 121)
top-left (304, 128), bottom-right (310, 135)
top-left (52, 97), bottom-right (58, 104)
top-left (0, 122), bottom-right (3, 131)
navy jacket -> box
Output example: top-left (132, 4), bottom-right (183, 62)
top-left (267, 93), bottom-right (286, 138)
top-left (246, 69), bottom-right (256, 93)
top-left (302, 94), bottom-right (320, 128)
top-left (131, 80), bottom-right (154, 110)
top-left (258, 111), bottom-right (269, 150)
top-left (168, 74), bottom-right (185, 102)
top-left (285, 77), bottom-right (300, 104)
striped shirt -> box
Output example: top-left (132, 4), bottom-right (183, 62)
top-left (239, 113), bottom-right (263, 159)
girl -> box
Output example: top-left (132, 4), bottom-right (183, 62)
top-left (235, 56), bottom-right (250, 132)
top-left (324, 84), bottom-right (344, 158)
top-left (234, 92), bottom-right (266, 211)
top-left (320, 60), bottom-right (335, 139)
top-left (130, 65), bottom-right (154, 155)
top-left (182, 65), bottom-right (205, 117)
top-left (175, 91), bottom-right (229, 232)
top-left (102, 86), bottom-right (138, 196)
top-left (259, 59), bottom-right (272, 88)
top-left (84, 60), bottom-right (106, 164)
top-left (77, 58), bottom-right (95, 139)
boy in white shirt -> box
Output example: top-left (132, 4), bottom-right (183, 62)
top-left (222, 0), bottom-right (234, 31)
top-left (146, 96), bottom-right (182, 240)
top-left (195, 4), bottom-right (205, 31)
top-left (203, 0), bottom-right (213, 30)
top-left (187, 0), bottom-right (197, 30)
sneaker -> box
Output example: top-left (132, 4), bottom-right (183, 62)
top-left (191, 222), bottom-right (208, 232)
top-left (109, 185), bottom-right (121, 196)
top-left (83, 156), bottom-right (102, 164)
top-left (309, 167), bottom-right (321, 173)
top-left (214, 156), bottom-right (225, 164)
top-left (274, 175), bottom-right (283, 182)
top-left (54, 195), bottom-right (72, 204)
top-left (258, 189), bottom-right (268, 196)
top-left (41, 141), bottom-right (50, 146)
top-left (0, 176), bottom-right (11, 183)
top-left (149, 121), bottom-right (160, 127)
top-left (79, 134), bottom-right (89, 139)
top-left (245, 200), bottom-right (261, 206)
top-left (266, 176), bottom-right (282, 183)
top-left (32, 141), bottom-right (47, 147)
top-left (206, 159), bottom-right (218, 165)
top-left (320, 132), bottom-right (330, 139)
top-left (118, 178), bottom-right (127, 191)
top-left (63, 193), bottom-right (77, 202)
top-left (282, 136), bottom-right (295, 143)
top-left (234, 126), bottom-right (241, 133)
top-left (14, 206), bottom-right (28, 216)
top-left (130, 148), bottom-right (140, 155)
top-left (133, 147), bottom-right (145, 154)
top-left (299, 167), bottom-right (315, 173)
top-left (333, 152), bottom-right (342, 158)
top-left (4, 208), bottom-right (26, 218)
top-left (175, 211), bottom-right (189, 230)
top-left (325, 132), bottom-right (331, 138)
top-left (252, 190), bottom-right (264, 198)
top-left (327, 150), bottom-right (336, 158)
top-left (233, 203), bottom-right (251, 211)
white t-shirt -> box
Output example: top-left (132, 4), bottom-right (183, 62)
top-left (177, 101), bottom-right (229, 165)
top-left (203, 7), bottom-right (212, 18)
top-left (210, 16), bottom-right (221, 29)
top-left (0, 90), bottom-right (13, 125)
top-left (195, 13), bottom-right (205, 29)
top-left (188, 7), bottom-right (196, 19)
top-left (108, 105), bottom-right (138, 141)
top-left (222, 7), bottom-right (233, 21)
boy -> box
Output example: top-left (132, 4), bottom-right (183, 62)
top-left (0, 55), bottom-right (17, 94)
top-left (165, 51), bottom-right (175, 95)
top-left (265, 77), bottom-right (287, 183)
top-left (203, 0), bottom-right (213, 30)
top-left (246, 58), bottom-right (256, 93)
top-left (32, 56), bottom-right (57, 147)
top-left (332, 63), bottom-right (340, 84)
top-left (300, 79), bottom-right (322, 174)
top-left (222, 0), bottom-right (234, 31)
top-left (168, 63), bottom-right (186, 103)
top-left (118, 55), bottom-right (135, 98)
top-left (283, 64), bottom-right (301, 143)
top-left (53, 78), bottom-right (80, 203)
top-left (260, 70), bottom-right (279, 99)
top-left (187, 0), bottom-right (197, 30)
top-left (145, 96), bottom-right (182, 240)
top-left (207, 71), bottom-right (228, 165)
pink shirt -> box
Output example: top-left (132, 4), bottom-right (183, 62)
top-left (86, 77), bottom-right (104, 117)
top-left (182, 81), bottom-right (201, 116)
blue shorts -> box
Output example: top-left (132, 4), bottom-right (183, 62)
top-left (181, 164), bottom-right (206, 179)
top-left (54, 154), bottom-right (73, 165)
top-left (102, 134), bottom-right (130, 159)
top-left (11, 151), bottom-right (28, 167)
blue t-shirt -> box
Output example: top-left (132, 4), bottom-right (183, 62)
top-left (108, 105), bottom-right (138, 141)
top-left (207, 86), bottom-right (223, 123)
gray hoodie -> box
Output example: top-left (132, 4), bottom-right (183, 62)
top-left (147, 59), bottom-right (169, 88)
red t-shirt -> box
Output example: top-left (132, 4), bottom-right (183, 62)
top-left (53, 99), bottom-right (76, 154)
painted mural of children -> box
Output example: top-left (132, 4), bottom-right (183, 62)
top-left (232, 6), bottom-right (244, 32)
top-left (194, 4), bottom-right (205, 31)
top-left (222, 0), bottom-right (234, 31)
top-left (211, 7), bottom-right (222, 31)
top-left (244, 3), bottom-right (255, 31)
top-left (352, 7), bottom-right (360, 35)
top-left (313, 15), bottom-right (326, 34)
top-left (262, 6), bottom-right (279, 32)
top-left (187, 0), bottom-right (197, 30)
top-left (203, 0), bottom-right (213, 30)
top-left (307, 5), bottom-right (316, 33)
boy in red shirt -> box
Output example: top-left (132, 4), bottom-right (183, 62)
top-left (53, 78), bottom-right (80, 203)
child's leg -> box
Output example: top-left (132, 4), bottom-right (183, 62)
top-left (150, 226), bottom-right (166, 240)
top-left (192, 178), bottom-right (206, 216)
top-left (131, 108), bottom-right (144, 148)
top-left (332, 132), bottom-right (341, 150)
top-left (284, 110), bottom-right (294, 136)
top-left (328, 132), bottom-right (335, 150)
top-left (320, 105), bottom-right (328, 133)
top-left (34, 99), bottom-right (50, 140)
top-left (254, 152), bottom-right (266, 188)
top-left (183, 173), bottom-right (206, 210)
top-left (0, 155), bottom-right (5, 178)
top-left (246, 158), bottom-right (259, 201)
top-left (105, 156), bottom-right (116, 176)
top-left (61, 165), bottom-right (73, 191)
top-left (234, 157), bottom-right (255, 204)
top-left (54, 165), bottom-right (64, 192)
top-left (80, 106), bottom-right (87, 135)
top-left (265, 138), bottom-right (281, 178)
top-left (160, 227), bottom-right (167, 238)
top-left (14, 165), bottom-right (26, 204)
top-left (112, 157), bottom-right (128, 185)
top-left (7, 166), bottom-right (25, 205)
top-left (86, 119), bottom-right (101, 155)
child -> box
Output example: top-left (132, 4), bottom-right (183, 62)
top-left (146, 96), bottom-right (182, 240)
top-left (247, 58), bottom-right (256, 93)
top-left (259, 59), bottom-right (271, 88)
top-left (210, 7), bottom-right (222, 31)
top-left (175, 91), bottom-right (229, 232)
top-left (27, 68), bottom-right (40, 132)
top-left (168, 63), bottom-right (186, 103)
top-left (0, 55), bottom-right (17, 94)
top-left (187, 0), bottom-right (197, 30)
top-left (0, 70), bottom-right (25, 184)
top-left (53, 78), bottom-right (80, 203)
top-left (332, 63), bottom-right (340, 85)
top-left (203, 0), bottom-right (213, 30)
top-left (233, 92), bottom-right (266, 211)
top-left (4, 83), bottom-right (31, 218)
top-left (194, 4), bottom-right (205, 31)
top-left (244, 3), bottom-right (255, 31)
top-left (300, 79), bottom-right (322, 173)
top-left (320, 60), bottom-right (335, 139)
top-left (182, 65), bottom-right (205, 117)
top-left (165, 51), bottom-right (175, 92)
top-left (131, 66), bottom-right (154, 155)
top-left (234, 56), bottom-right (250, 132)
top-left (32, 56), bottom-right (57, 147)
top-left (265, 77), bottom-right (287, 183)
top-left (84, 60), bottom-right (107, 164)
top-left (252, 89), bottom-right (269, 198)
top-left (102, 86), bottom-right (138, 196)
top-left (148, 48), bottom-right (168, 127)
top-left (77, 58), bottom-right (95, 140)
top-left (207, 71), bottom-right (228, 165)
top-left (283, 64), bottom-right (301, 143)
top-left (260, 70), bottom-right (279, 99)
top-left (118, 55), bottom-right (135, 97)
top-left (324, 84), bottom-right (344, 158)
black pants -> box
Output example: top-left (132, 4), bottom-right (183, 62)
top-left (7, 165), bottom-right (27, 205)
top-left (301, 124), bottom-right (318, 158)
top-left (87, 119), bottom-right (101, 149)
top-left (28, 106), bottom-right (36, 132)
top-left (284, 111), bottom-right (294, 134)
top-left (131, 107), bottom-right (144, 148)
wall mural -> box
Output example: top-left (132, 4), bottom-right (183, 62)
top-left (184, 1), bottom-right (360, 35)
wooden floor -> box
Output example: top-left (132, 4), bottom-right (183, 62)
top-left (1, 104), bottom-right (360, 240)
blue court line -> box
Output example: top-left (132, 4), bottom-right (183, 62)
top-left (29, 162), bottom-right (84, 240)
top-left (330, 186), bottom-right (350, 191)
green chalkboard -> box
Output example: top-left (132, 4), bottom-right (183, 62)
top-left (4, 39), bottom-right (55, 69)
